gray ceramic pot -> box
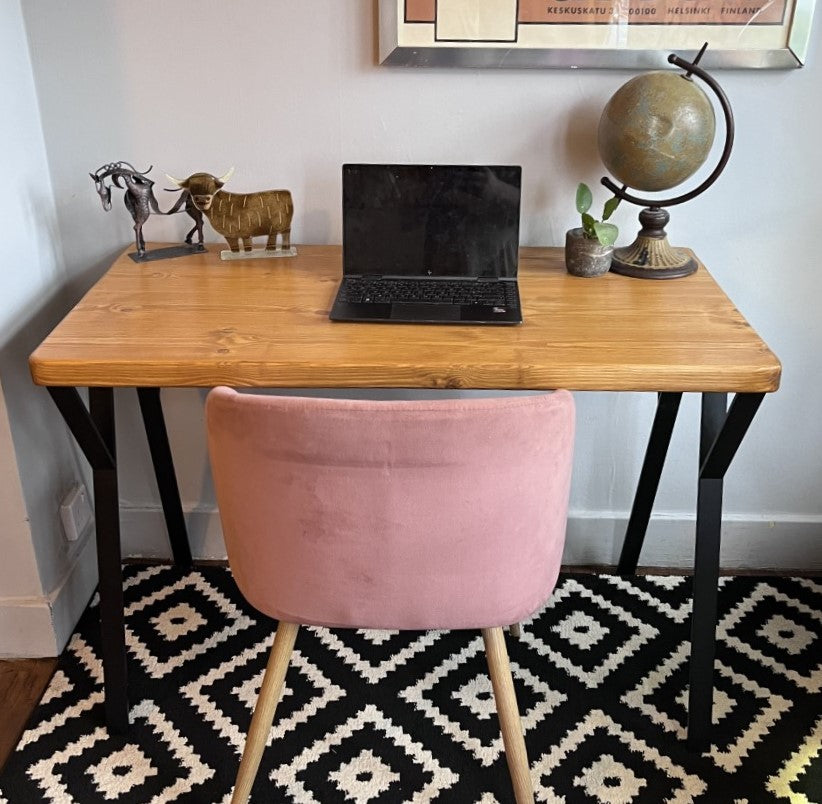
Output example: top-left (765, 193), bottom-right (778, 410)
top-left (565, 228), bottom-right (613, 277)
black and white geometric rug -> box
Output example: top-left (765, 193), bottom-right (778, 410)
top-left (0, 565), bottom-right (820, 803)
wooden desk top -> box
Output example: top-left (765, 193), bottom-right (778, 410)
top-left (30, 244), bottom-right (781, 393)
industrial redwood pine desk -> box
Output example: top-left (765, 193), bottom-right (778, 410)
top-left (29, 244), bottom-right (781, 752)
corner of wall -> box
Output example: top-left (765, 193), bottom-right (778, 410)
top-left (0, 529), bottom-right (97, 658)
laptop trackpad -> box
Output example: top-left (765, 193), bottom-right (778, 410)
top-left (390, 303), bottom-right (461, 322)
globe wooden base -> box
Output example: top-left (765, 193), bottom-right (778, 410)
top-left (610, 206), bottom-right (697, 280)
top-left (610, 236), bottom-right (697, 279)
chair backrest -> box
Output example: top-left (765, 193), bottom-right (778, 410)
top-left (206, 388), bottom-right (575, 630)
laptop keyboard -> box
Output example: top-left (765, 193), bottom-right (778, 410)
top-left (339, 278), bottom-right (517, 306)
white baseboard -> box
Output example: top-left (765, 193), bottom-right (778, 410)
top-left (120, 507), bottom-right (822, 571)
top-left (0, 597), bottom-right (57, 658)
top-left (562, 512), bottom-right (822, 570)
top-left (121, 508), bottom-right (228, 561)
top-left (49, 533), bottom-right (99, 651)
top-left (0, 531), bottom-right (98, 658)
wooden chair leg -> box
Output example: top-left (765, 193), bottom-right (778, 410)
top-left (508, 623), bottom-right (523, 639)
top-left (482, 627), bottom-right (535, 804)
top-left (231, 621), bottom-right (300, 804)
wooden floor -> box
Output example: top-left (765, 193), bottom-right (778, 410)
top-left (0, 658), bottom-right (56, 773)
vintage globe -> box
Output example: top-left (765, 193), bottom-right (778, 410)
top-left (598, 71), bottom-right (716, 193)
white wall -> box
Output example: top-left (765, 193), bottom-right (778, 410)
top-left (0, 0), bottom-right (99, 656)
top-left (18, 0), bottom-right (822, 574)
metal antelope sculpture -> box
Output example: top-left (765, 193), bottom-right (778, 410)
top-left (90, 162), bottom-right (159, 257)
top-left (90, 161), bottom-right (204, 258)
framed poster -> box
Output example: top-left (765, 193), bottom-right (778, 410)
top-left (379, 0), bottom-right (817, 68)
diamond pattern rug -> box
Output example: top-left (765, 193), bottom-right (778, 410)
top-left (0, 565), bottom-right (820, 803)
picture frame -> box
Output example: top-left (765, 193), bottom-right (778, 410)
top-left (378, 0), bottom-right (817, 69)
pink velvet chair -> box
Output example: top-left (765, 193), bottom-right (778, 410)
top-left (205, 387), bottom-right (575, 804)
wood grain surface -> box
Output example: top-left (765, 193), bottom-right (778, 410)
top-left (29, 245), bottom-right (781, 392)
top-left (0, 658), bottom-right (56, 771)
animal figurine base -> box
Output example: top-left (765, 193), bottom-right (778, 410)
top-left (219, 246), bottom-right (297, 261)
top-left (129, 243), bottom-right (207, 263)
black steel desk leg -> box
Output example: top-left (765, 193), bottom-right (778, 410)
top-left (48, 386), bottom-right (129, 734)
top-left (618, 392), bottom-right (682, 575)
top-left (136, 388), bottom-right (192, 568)
top-left (687, 391), bottom-right (765, 752)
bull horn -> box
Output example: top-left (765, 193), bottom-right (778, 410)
top-left (216, 167), bottom-right (235, 185)
top-left (165, 173), bottom-right (185, 187)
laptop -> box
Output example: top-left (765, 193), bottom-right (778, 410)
top-left (330, 164), bottom-right (523, 325)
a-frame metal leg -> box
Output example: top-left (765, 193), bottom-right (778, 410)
top-left (48, 386), bottom-right (129, 733)
top-left (618, 392), bottom-right (682, 575)
top-left (687, 391), bottom-right (764, 752)
top-left (136, 387), bottom-right (192, 567)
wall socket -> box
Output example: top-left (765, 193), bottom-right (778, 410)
top-left (60, 483), bottom-right (93, 542)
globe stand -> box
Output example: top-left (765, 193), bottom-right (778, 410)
top-left (610, 206), bottom-right (697, 279)
top-left (600, 46), bottom-right (734, 280)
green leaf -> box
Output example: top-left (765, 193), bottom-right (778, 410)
top-left (576, 183), bottom-right (593, 215)
top-left (581, 212), bottom-right (596, 238)
top-left (602, 195), bottom-right (621, 221)
top-left (593, 221), bottom-right (619, 247)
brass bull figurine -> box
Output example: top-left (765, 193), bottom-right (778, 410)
top-left (166, 169), bottom-right (293, 254)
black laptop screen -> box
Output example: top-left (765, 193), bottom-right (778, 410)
top-left (342, 164), bottom-right (521, 279)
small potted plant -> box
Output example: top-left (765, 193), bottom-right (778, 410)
top-left (565, 183), bottom-right (620, 277)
